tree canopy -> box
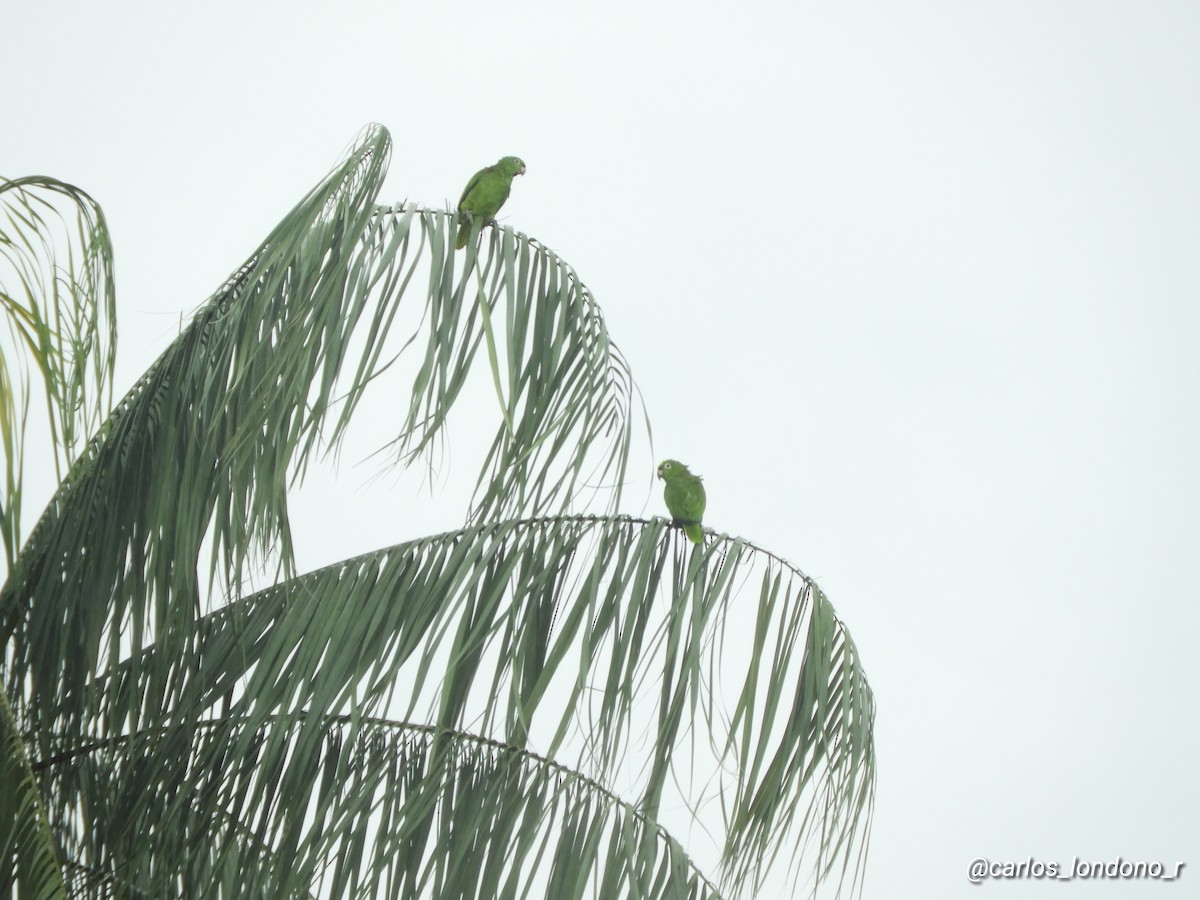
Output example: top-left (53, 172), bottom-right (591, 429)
top-left (1, 124), bottom-right (875, 898)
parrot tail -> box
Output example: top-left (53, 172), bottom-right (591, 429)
top-left (683, 523), bottom-right (704, 544)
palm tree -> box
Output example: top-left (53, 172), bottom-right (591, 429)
top-left (1, 125), bottom-right (875, 899)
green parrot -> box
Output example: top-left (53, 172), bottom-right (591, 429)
top-left (455, 155), bottom-right (526, 249)
top-left (657, 459), bottom-right (706, 544)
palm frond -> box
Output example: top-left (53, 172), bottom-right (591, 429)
top-left (0, 175), bottom-right (117, 569)
top-left (2, 125), bottom-right (639, 756)
top-left (0, 686), bottom-right (67, 898)
top-left (39, 518), bottom-right (873, 897)
top-left (0, 125), bottom-right (392, 755)
top-left (343, 204), bottom-right (637, 521)
top-left (44, 718), bottom-right (724, 900)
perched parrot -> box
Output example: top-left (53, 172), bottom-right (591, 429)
top-left (455, 156), bottom-right (526, 249)
top-left (657, 459), bottom-right (706, 544)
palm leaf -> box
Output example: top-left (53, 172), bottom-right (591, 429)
top-left (0, 175), bottom-right (117, 569)
top-left (1, 124), bottom-right (637, 749)
top-left (43, 717), bottom-right (725, 900)
top-left (1, 687), bottom-right (67, 899)
top-left (35, 519), bottom-right (873, 897)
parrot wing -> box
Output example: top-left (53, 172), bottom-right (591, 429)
top-left (456, 164), bottom-right (516, 249)
top-left (664, 474), bottom-right (706, 544)
top-left (457, 165), bottom-right (491, 209)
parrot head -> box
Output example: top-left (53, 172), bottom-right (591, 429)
top-left (498, 156), bottom-right (526, 177)
top-left (657, 459), bottom-right (691, 480)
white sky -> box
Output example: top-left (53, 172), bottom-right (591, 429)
top-left (6, 1), bottom-right (1200, 896)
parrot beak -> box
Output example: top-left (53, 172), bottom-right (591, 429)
top-left (517, 163), bottom-right (526, 176)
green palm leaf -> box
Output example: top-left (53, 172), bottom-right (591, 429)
top-left (33, 519), bottom-right (872, 897)
top-left (1, 687), bottom-right (67, 899)
top-left (0, 175), bottom-right (117, 569)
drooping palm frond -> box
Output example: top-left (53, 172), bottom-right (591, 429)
top-left (340, 203), bottom-right (637, 521)
top-left (0, 175), bottom-right (117, 570)
top-left (1, 124), bottom-right (639, 752)
top-left (35, 518), bottom-right (873, 897)
top-left (0, 686), bottom-right (67, 899)
top-left (43, 717), bottom-right (724, 900)
top-left (1, 127), bottom-right (392, 758)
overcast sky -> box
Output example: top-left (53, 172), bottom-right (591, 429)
top-left (7, 1), bottom-right (1200, 896)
